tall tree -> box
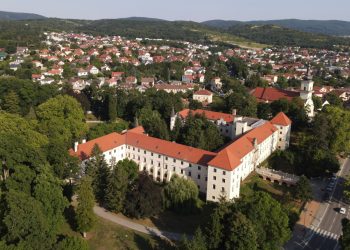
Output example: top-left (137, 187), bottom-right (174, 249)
top-left (105, 159), bottom-right (138, 212)
top-left (76, 176), bottom-right (96, 238)
top-left (85, 144), bottom-right (110, 204)
top-left (340, 219), bottom-right (350, 250)
top-left (242, 192), bottom-right (291, 250)
top-left (36, 95), bottom-right (88, 145)
top-left (294, 176), bottom-right (312, 202)
top-left (124, 173), bottom-right (163, 219)
top-left (106, 94), bottom-right (117, 122)
top-left (2, 90), bottom-right (21, 114)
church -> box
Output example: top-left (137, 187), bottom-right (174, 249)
top-left (250, 73), bottom-right (315, 117)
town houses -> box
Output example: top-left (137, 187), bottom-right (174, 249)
top-left (70, 110), bottom-right (291, 202)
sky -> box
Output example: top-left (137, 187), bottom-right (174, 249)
top-left (1, 0), bottom-right (350, 22)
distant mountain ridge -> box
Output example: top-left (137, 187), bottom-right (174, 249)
top-left (0, 10), bottom-right (46, 20)
top-left (202, 19), bottom-right (350, 36)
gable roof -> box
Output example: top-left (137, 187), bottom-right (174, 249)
top-left (270, 112), bottom-right (292, 126)
top-left (178, 109), bottom-right (234, 123)
top-left (194, 90), bottom-right (213, 96)
top-left (251, 87), bottom-right (299, 102)
top-left (69, 133), bottom-right (125, 160)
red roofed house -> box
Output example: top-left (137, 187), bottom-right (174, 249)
top-left (70, 111), bottom-right (291, 202)
top-left (193, 89), bottom-right (213, 104)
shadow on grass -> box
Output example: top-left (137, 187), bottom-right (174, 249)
top-left (64, 205), bottom-right (77, 232)
top-left (134, 233), bottom-right (176, 250)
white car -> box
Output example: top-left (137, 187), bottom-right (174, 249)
top-left (340, 207), bottom-right (346, 214)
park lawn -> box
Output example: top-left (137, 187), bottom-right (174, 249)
top-left (88, 218), bottom-right (174, 250)
top-left (59, 216), bottom-right (174, 250)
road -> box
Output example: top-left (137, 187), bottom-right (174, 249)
top-left (286, 158), bottom-right (350, 250)
top-left (93, 206), bottom-right (182, 241)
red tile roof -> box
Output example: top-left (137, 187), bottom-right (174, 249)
top-left (270, 112), bottom-right (292, 126)
top-left (69, 133), bottom-right (125, 160)
top-left (208, 122), bottom-right (278, 170)
top-left (194, 90), bottom-right (213, 96)
top-left (178, 109), bottom-right (234, 123)
top-left (125, 131), bottom-right (217, 166)
top-left (250, 87), bottom-right (299, 102)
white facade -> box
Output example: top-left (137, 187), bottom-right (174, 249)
top-left (72, 112), bottom-right (291, 203)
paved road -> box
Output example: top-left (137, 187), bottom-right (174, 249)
top-left (93, 206), bottom-right (182, 241)
top-left (286, 158), bottom-right (350, 250)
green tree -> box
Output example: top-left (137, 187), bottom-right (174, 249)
top-left (2, 190), bottom-right (54, 250)
top-left (105, 159), bottom-right (138, 212)
top-left (36, 95), bottom-right (88, 145)
top-left (257, 102), bottom-right (272, 120)
top-left (242, 192), bottom-right (291, 250)
top-left (2, 90), bottom-right (21, 114)
top-left (124, 173), bottom-right (163, 219)
top-left (138, 107), bottom-right (170, 140)
top-left (294, 176), bottom-right (312, 202)
top-left (164, 175), bottom-right (201, 214)
top-left (76, 176), bottom-right (96, 238)
top-left (325, 92), bottom-right (343, 107)
top-left (224, 211), bottom-right (257, 250)
top-left (106, 94), bottom-right (117, 122)
top-left (85, 144), bottom-right (109, 204)
top-left (179, 229), bottom-right (207, 250)
top-left (340, 219), bottom-right (350, 250)
top-left (224, 92), bottom-right (257, 117)
top-left (55, 236), bottom-right (89, 250)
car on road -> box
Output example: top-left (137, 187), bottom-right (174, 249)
top-left (340, 207), bottom-right (346, 214)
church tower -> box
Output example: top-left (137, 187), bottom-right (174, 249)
top-left (300, 68), bottom-right (315, 117)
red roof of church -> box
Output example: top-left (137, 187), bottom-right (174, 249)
top-left (178, 109), bottom-right (234, 123)
top-left (270, 112), bottom-right (292, 126)
top-left (250, 87), bottom-right (299, 102)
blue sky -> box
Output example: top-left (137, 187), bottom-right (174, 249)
top-left (1, 0), bottom-right (349, 21)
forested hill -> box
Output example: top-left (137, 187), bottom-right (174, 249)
top-left (0, 17), bottom-right (350, 49)
top-left (225, 24), bottom-right (350, 48)
top-left (0, 10), bottom-right (46, 20)
top-left (202, 19), bottom-right (350, 36)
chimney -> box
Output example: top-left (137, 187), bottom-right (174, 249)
top-left (232, 109), bottom-right (237, 116)
top-left (82, 139), bottom-right (86, 144)
top-left (74, 142), bottom-right (79, 152)
top-left (253, 138), bottom-right (258, 148)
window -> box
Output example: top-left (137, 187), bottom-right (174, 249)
top-left (173, 159), bottom-right (176, 163)
top-left (181, 161), bottom-right (183, 165)
top-left (189, 164), bottom-right (192, 168)
top-left (189, 171), bottom-right (192, 177)
top-left (158, 162), bottom-right (160, 167)
top-left (212, 196), bottom-right (215, 200)
top-left (213, 184), bottom-right (216, 189)
top-left (198, 166), bottom-right (201, 170)
top-left (109, 152), bottom-right (111, 155)
top-left (173, 167), bottom-right (175, 171)
top-left (151, 153), bottom-right (153, 156)
top-left (158, 155), bottom-right (161, 159)
top-left (205, 177), bottom-right (208, 181)
top-left (221, 187), bottom-right (225, 192)
top-left (166, 157), bottom-right (168, 160)
top-left (138, 149), bottom-right (140, 152)
top-left (222, 179), bottom-right (226, 183)
top-left (165, 165), bottom-right (168, 169)
top-left (151, 160), bottom-right (153, 164)
top-left (223, 171), bottom-right (226, 175)
top-left (138, 156), bottom-right (140, 160)
top-left (279, 138), bottom-right (282, 141)
top-left (114, 149), bottom-right (116, 153)
top-left (144, 150), bottom-right (146, 154)
top-left (213, 176), bottom-right (216, 180)
top-left (181, 170), bottom-right (183, 174)
top-left (214, 169), bottom-right (217, 173)
top-left (197, 174), bottom-right (201, 179)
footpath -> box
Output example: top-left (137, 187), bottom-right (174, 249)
top-left (93, 206), bottom-right (182, 241)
